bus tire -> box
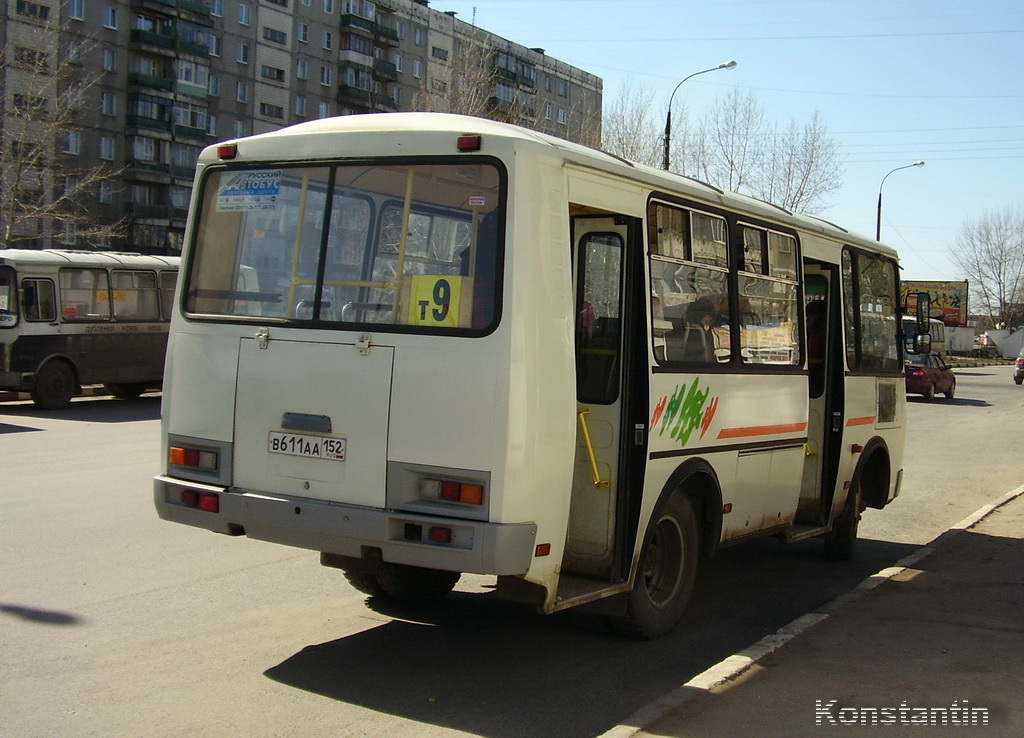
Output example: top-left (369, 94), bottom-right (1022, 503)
top-left (31, 360), bottom-right (76, 410)
top-left (104, 383), bottom-right (146, 400)
top-left (376, 563), bottom-right (460, 601)
top-left (824, 484), bottom-right (861, 561)
top-left (612, 493), bottom-right (698, 639)
top-left (343, 570), bottom-right (387, 598)
top-left (922, 382), bottom-right (934, 402)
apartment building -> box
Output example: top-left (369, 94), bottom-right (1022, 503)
top-left (1, 0), bottom-right (602, 253)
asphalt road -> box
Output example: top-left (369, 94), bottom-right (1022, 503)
top-left (2, 366), bottom-right (1021, 737)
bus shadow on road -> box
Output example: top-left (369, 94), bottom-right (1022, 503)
top-left (0, 395), bottom-right (161, 423)
top-left (264, 536), bottom-right (918, 737)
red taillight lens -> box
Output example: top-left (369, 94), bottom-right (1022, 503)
top-left (420, 478), bottom-right (485, 506)
top-left (217, 143), bottom-right (238, 159)
top-left (428, 526), bottom-right (453, 544)
top-left (198, 493), bottom-right (219, 512)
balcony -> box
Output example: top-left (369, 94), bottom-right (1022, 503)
top-left (126, 159), bottom-right (172, 182)
top-left (130, 29), bottom-right (177, 53)
top-left (374, 23), bottom-right (400, 46)
top-left (373, 94), bottom-right (397, 112)
top-left (373, 58), bottom-right (398, 81)
top-left (126, 115), bottom-right (172, 133)
top-left (128, 71), bottom-right (174, 91)
top-left (173, 123), bottom-right (207, 141)
top-left (340, 14), bottom-right (375, 33)
top-left (126, 202), bottom-right (171, 220)
top-left (337, 85), bottom-right (373, 107)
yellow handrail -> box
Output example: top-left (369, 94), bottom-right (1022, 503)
top-left (577, 409), bottom-right (610, 489)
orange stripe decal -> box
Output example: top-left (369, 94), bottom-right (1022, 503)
top-left (717, 422), bottom-right (808, 439)
top-left (846, 416), bottom-right (876, 427)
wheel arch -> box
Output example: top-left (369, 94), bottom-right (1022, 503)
top-left (852, 436), bottom-right (892, 511)
top-left (645, 458), bottom-right (723, 568)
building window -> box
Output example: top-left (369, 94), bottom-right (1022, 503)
top-left (322, 31), bottom-right (333, 49)
top-left (233, 120), bottom-right (246, 138)
top-left (99, 136), bottom-right (115, 160)
top-left (208, 74), bottom-right (220, 96)
top-left (99, 181), bottom-right (113, 204)
top-left (173, 102), bottom-right (207, 131)
top-left (318, 101), bottom-right (330, 118)
top-left (16, 0), bottom-right (50, 19)
top-left (412, 59), bottom-right (422, 79)
top-left (259, 102), bottom-right (284, 119)
top-left (342, 33), bottom-right (372, 56)
top-left (323, 0), bottom-right (333, 13)
top-left (206, 115), bottom-right (217, 136)
top-left (238, 4), bottom-right (250, 25)
top-left (557, 108), bottom-right (567, 125)
top-left (208, 35), bottom-right (222, 56)
top-left (263, 27), bottom-right (287, 44)
top-left (545, 102), bottom-right (552, 120)
top-left (132, 136), bottom-right (156, 161)
top-left (394, 53), bottom-right (403, 72)
top-left (210, 0), bottom-right (222, 16)
top-left (320, 65), bottom-right (331, 86)
top-left (102, 6), bottom-right (117, 28)
top-left (261, 65), bottom-right (286, 82)
top-left (68, 0), bottom-right (84, 21)
top-left (100, 92), bottom-right (115, 116)
top-left (296, 59), bottom-right (308, 79)
top-left (558, 80), bottom-right (568, 97)
top-left (298, 23), bottom-right (309, 43)
top-left (64, 131), bottom-right (81, 155)
top-left (414, 27), bottom-right (424, 46)
top-left (236, 81), bottom-right (249, 102)
top-left (102, 48), bottom-right (116, 71)
top-left (237, 42), bottom-right (249, 64)
top-left (177, 60), bottom-right (210, 88)
top-left (295, 96), bottom-right (307, 116)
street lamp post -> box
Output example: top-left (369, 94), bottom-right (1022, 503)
top-left (662, 60), bottom-right (737, 171)
top-left (876, 161), bottom-right (924, 240)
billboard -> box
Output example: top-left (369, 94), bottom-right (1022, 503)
top-left (901, 280), bottom-right (969, 327)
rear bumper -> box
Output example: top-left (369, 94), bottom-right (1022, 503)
top-left (154, 475), bottom-right (537, 576)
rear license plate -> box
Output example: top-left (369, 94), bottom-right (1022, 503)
top-left (268, 431), bottom-right (346, 461)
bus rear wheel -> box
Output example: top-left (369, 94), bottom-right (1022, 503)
top-left (612, 494), bottom-right (698, 639)
top-left (31, 361), bottom-right (76, 410)
top-left (104, 383), bottom-right (147, 400)
top-left (346, 564), bottom-right (460, 602)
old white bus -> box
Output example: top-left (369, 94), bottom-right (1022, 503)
top-left (0, 250), bottom-right (179, 409)
top-left (154, 113), bottom-right (922, 638)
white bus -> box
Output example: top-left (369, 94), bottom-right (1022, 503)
top-left (154, 114), bottom-right (922, 638)
top-left (0, 250), bottom-right (179, 409)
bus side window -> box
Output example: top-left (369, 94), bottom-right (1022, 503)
top-left (22, 278), bottom-right (56, 322)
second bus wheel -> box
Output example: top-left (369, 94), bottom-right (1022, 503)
top-left (612, 493), bottom-right (699, 639)
top-left (104, 383), bottom-right (147, 400)
top-left (30, 360), bottom-right (76, 410)
top-left (376, 563), bottom-right (461, 601)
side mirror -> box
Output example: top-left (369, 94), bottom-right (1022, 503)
top-left (914, 291), bottom-right (931, 333)
top-left (912, 334), bottom-right (932, 354)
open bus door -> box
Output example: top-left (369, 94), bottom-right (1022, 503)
top-left (555, 212), bottom-right (647, 608)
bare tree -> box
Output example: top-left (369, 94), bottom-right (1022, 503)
top-left (599, 81), bottom-right (662, 166)
top-left (751, 112), bottom-right (844, 214)
top-left (1, 19), bottom-right (124, 249)
top-left (951, 208), bottom-right (1024, 327)
top-left (689, 89), bottom-right (764, 192)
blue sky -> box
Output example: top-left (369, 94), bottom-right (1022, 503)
top-left (434, 0), bottom-right (1023, 282)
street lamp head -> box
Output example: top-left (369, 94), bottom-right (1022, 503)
top-left (912, 160), bottom-right (925, 167)
top-left (719, 60), bottom-right (738, 70)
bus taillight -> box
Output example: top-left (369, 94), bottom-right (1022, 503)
top-left (217, 143), bottom-right (238, 159)
top-left (178, 489), bottom-right (219, 513)
top-left (169, 445), bottom-right (219, 471)
top-left (420, 478), bottom-right (485, 506)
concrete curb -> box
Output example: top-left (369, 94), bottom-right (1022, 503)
top-left (599, 483), bottom-right (1024, 738)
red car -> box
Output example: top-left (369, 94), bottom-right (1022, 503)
top-left (905, 353), bottom-right (955, 401)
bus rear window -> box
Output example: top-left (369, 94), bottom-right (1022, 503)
top-left (185, 161), bottom-right (503, 334)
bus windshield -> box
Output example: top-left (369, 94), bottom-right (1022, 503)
top-left (185, 161), bottom-right (504, 334)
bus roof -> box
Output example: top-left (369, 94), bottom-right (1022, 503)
top-left (0, 250), bottom-right (180, 269)
top-left (203, 112), bottom-right (897, 259)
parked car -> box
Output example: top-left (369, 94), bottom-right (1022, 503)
top-left (905, 352), bottom-right (956, 401)
top-left (1015, 347), bottom-right (1023, 385)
